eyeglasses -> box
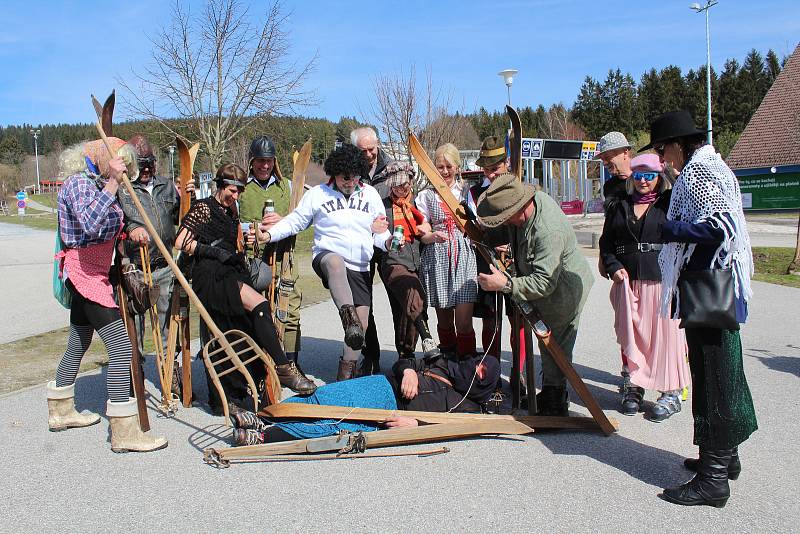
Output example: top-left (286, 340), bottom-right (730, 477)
top-left (632, 171), bottom-right (659, 182)
top-left (138, 156), bottom-right (156, 170)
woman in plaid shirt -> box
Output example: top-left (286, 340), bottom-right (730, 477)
top-left (47, 139), bottom-right (167, 453)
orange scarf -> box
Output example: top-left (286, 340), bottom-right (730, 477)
top-left (391, 194), bottom-right (422, 242)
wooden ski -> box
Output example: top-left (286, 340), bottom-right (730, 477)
top-left (259, 403), bottom-right (618, 432)
top-left (274, 139), bottom-right (311, 339)
top-left (92, 94), bottom-right (281, 425)
top-left (205, 447), bottom-right (449, 467)
top-left (166, 137), bottom-right (199, 407)
top-left (506, 104), bottom-right (523, 179)
top-left (409, 131), bottom-right (616, 436)
top-left (205, 420), bottom-right (533, 464)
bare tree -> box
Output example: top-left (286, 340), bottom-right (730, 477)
top-left (119, 0), bottom-right (316, 169)
top-left (365, 66), bottom-right (467, 162)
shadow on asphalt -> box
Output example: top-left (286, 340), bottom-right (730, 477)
top-left (745, 348), bottom-right (800, 378)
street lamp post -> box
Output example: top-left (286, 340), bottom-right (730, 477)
top-left (690, 1), bottom-right (718, 146)
top-left (168, 145), bottom-right (176, 182)
top-left (497, 69), bottom-right (519, 107)
top-left (30, 129), bottom-right (41, 193)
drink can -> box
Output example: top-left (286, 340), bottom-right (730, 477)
top-left (391, 225), bottom-right (404, 251)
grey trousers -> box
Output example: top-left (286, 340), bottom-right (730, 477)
top-left (133, 265), bottom-right (175, 356)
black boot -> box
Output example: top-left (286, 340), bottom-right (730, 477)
top-left (339, 305), bottom-right (364, 350)
top-left (621, 385), bottom-right (644, 416)
top-left (337, 359), bottom-right (358, 381)
top-left (535, 385), bottom-right (569, 417)
top-left (684, 447), bottom-right (741, 480)
top-left (662, 449), bottom-right (732, 508)
top-left (414, 316), bottom-right (442, 362)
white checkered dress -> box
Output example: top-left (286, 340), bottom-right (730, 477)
top-left (418, 191), bottom-right (478, 308)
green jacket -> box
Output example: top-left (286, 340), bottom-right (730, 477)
top-left (505, 192), bottom-right (594, 327)
top-left (239, 175), bottom-right (292, 222)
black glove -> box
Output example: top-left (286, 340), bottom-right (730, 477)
top-left (195, 243), bottom-right (234, 265)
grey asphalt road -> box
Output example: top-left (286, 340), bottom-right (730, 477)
top-left (1, 265), bottom-right (797, 532)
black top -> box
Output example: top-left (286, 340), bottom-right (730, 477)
top-left (602, 176), bottom-right (628, 213)
top-left (599, 190), bottom-right (672, 281)
top-left (361, 148), bottom-right (394, 199)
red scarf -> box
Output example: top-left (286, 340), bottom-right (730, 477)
top-left (391, 194), bottom-right (423, 242)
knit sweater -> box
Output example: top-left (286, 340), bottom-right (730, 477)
top-left (268, 181), bottom-right (391, 271)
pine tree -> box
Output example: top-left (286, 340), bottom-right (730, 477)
top-left (765, 49), bottom-right (782, 85)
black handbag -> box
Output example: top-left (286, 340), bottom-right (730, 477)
top-left (677, 268), bottom-right (739, 330)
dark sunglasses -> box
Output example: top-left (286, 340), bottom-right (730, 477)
top-left (632, 171), bottom-right (659, 182)
top-left (137, 156), bottom-right (156, 170)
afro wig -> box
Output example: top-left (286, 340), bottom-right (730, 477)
top-left (323, 143), bottom-right (369, 179)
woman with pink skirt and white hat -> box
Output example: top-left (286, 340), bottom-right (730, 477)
top-left (599, 153), bottom-right (690, 421)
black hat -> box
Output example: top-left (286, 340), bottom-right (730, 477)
top-left (248, 135), bottom-right (282, 180)
top-left (640, 110), bottom-right (708, 151)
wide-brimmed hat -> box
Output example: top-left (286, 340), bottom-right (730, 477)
top-left (641, 110), bottom-right (708, 151)
top-left (475, 136), bottom-right (506, 167)
top-left (596, 131), bottom-right (631, 157)
top-left (476, 173), bottom-right (535, 228)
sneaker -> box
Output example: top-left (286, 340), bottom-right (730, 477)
top-left (421, 338), bottom-right (442, 362)
top-left (649, 393), bottom-right (681, 422)
top-left (621, 385), bottom-right (644, 416)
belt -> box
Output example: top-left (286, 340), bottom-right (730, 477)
top-left (615, 243), bottom-right (663, 255)
top-left (135, 256), bottom-right (169, 270)
top-left (422, 370), bottom-right (453, 388)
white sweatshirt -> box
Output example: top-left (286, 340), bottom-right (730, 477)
top-left (268, 182), bottom-right (391, 271)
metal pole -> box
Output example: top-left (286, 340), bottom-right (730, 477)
top-left (169, 146), bottom-right (176, 182)
top-left (704, 7), bottom-right (713, 146)
top-left (31, 130), bottom-right (41, 194)
top-left (507, 84), bottom-right (512, 107)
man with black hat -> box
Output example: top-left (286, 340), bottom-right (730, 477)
top-left (476, 174), bottom-right (594, 416)
top-left (239, 135), bottom-right (303, 365)
top-left (118, 134), bottom-right (194, 366)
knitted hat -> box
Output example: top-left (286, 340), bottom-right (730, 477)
top-left (596, 131), bottom-right (631, 157)
top-left (83, 138), bottom-right (139, 181)
top-left (475, 136), bottom-right (506, 167)
top-left (630, 153), bottom-right (664, 173)
top-left (476, 173), bottom-right (535, 228)
top-left (380, 161), bottom-right (415, 188)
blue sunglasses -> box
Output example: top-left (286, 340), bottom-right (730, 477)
top-left (632, 171), bottom-right (659, 182)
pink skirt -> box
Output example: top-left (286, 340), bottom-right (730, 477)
top-left (611, 279), bottom-right (690, 392)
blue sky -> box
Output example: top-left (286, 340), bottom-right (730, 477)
top-left (1, 0), bottom-right (798, 127)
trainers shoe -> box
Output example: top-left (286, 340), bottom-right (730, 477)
top-left (421, 338), bottom-right (442, 362)
top-left (649, 393), bottom-right (681, 422)
top-left (621, 385), bottom-right (644, 416)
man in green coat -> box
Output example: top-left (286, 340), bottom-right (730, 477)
top-left (238, 136), bottom-right (303, 363)
top-left (476, 173), bottom-right (594, 416)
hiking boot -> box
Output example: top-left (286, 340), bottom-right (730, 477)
top-left (233, 428), bottom-right (265, 446)
top-left (421, 337), bottom-right (442, 362)
top-left (621, 385), bottom-right (644, 416)
top-left (275, 362), bottom-right (317, 395)
top-left (228, 403), bottom-right (269, 431)
top-left (339, 304), bottom-right (364, 350)
top-left (337, 359), bottom-right (358, 381)
top-left (649, 392), bottom-right (681, 422)
top-left (535, 386), bottom-right (569, 417)
top-left (685, 447), bottom-right (741, 480)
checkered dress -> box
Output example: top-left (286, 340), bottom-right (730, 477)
top-left (418, 190), bottom-right (477, 308)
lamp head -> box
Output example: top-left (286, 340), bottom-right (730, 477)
top-left (689, 2), bottom-right (702, 11)
top-left (498, 69), bottom-right (519, 87)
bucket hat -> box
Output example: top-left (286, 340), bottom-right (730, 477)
top-left (596, 132), bottom-right (631, 157)
top-left (476, 173), bottom-right (535, 228)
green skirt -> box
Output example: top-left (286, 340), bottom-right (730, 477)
top-left (685, 327), bottom-right (758, 449)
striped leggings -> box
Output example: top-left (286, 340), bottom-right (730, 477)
top-left (56, 282), bottom-right (131, 402)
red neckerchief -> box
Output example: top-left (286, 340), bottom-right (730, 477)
top-left (391, 193), bottom-right (421, 241)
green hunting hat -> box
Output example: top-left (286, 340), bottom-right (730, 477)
top-left (477, 173), bottom-right (535, 228)
top-left (475, 136), bottom-right (506, 167)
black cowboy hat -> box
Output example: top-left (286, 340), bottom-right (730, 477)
top-left (640, 110), bottom-right (709, 151)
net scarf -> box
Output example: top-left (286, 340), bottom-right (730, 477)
top-left (658, 145), bottom-right (753, 319)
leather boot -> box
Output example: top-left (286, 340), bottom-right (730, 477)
top-left (337, 359), bottom-right (358, 381)
top-left (228, 403), bottom-right (270, 431)
top-left (535, 385), bottom-right (569, 417)
top-left (47, 381), bottom-right (101, 431)
top-left (275, 361), bottom-right (317, 395)
top-left (662, 449), bottom-right (732, 508)
top-left (107, 399), bottom-right (168, 453)
top-left (339, 304), bottom-right (364, 350)
top-left (621, 385), bottom-right (644, 416)
top-left (684, 447), bottom-right (741, 480)
top-left (233, 428), bottom-right (265, 446)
